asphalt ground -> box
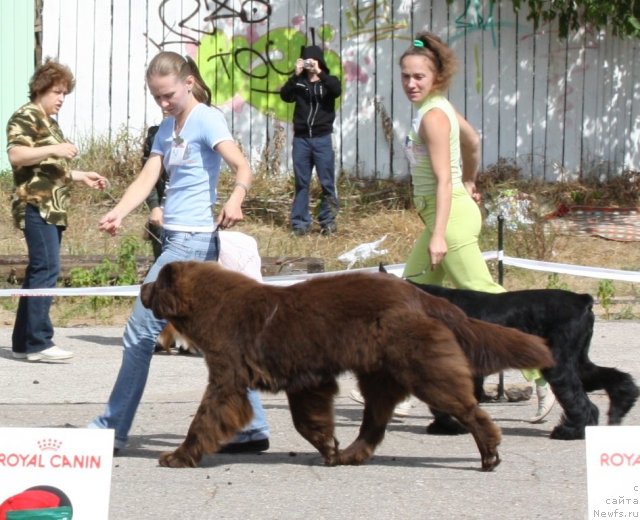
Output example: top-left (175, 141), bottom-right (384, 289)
top-left (1, 320), bottom-right (639, 520)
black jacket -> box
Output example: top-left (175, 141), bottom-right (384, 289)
top-left (279, 47), bottom-right (341, 138)
top-left (143, 125), bottom-right (167, 211)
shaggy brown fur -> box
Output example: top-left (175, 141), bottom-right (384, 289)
top-left (140, 261), bottom-right (554, 471)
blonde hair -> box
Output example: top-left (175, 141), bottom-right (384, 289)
top-left (399, 32), bottom-right (458, 92)
top-left (146, 52), bottom-right (211, 105)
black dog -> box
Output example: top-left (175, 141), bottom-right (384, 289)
top-left (408, 281), bottom-right (639, 440)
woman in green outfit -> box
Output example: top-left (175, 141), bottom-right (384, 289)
top-left (400, 32), bottom-right (553, 422)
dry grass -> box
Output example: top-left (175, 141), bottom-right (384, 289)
top-left (0, 150), bottom-right (639, 325)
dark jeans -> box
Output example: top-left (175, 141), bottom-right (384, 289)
top-left (12, 204), bottom-right (62, 354)
top-left (291, 134), bottom-right (339, 230)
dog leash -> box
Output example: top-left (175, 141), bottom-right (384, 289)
top-left (403, 266), bottom-right (430, 280)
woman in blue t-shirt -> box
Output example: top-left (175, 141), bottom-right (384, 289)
top-left (90, 51), bottom-right (269, 454)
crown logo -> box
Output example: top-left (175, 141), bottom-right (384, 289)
top-left (37, 438), bottom-right (62, 451)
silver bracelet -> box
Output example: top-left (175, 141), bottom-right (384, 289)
top-left (234, 181), bottom-right (249, 194)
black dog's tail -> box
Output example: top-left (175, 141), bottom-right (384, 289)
top-left (582, 364), bottom-right (640, 424)
top-left (417, 292), bottom-right (554, 376)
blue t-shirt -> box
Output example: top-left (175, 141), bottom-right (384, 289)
top-left (151, 103), bottom-right (233, 231)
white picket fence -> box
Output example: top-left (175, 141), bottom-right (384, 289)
top-left (41, 0), bottom-right (640, 181)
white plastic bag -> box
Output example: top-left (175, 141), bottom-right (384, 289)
top-left (338, 235), bottom-right (388, 269)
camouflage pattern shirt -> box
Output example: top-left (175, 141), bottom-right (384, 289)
top-left (6, 103), bottom-right (73, 229)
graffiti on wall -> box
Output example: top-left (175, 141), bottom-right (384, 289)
top-left (38, 0), bottom-right (640, 177)
top-left (343, 0), bottom-right (408, 42)
top-left (451, 0), bottom-right (500, 46)
top-left (150, 0), bottom-right (272, 48)
top-left (151, 0), bottom-right (345, 122)
top-left (196, 27), bottom-right (343, 121)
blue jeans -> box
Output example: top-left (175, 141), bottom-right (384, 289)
top-left (90, 230), bottom-right (269, 449)
top-left (12, 204), bottom-right (62, 355)
top-left (291, 134), bottom-right (339, 230)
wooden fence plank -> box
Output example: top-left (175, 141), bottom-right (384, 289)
top-left (497, 4), bottom-right (517, 163)
top-left (37, 0), bottom-right (640, 180)
top-left (530, 25), bottom-right (550, 180)
top-left (562, 29), bottom-right (587, 177)
top-left (515, 10), bottom-right (535, 178)
top-left (580, 29), bottom-right (603, 177)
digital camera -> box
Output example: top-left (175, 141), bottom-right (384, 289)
top-left (303, 59), bottom-right (313, 69)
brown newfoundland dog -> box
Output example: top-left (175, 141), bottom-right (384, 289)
top-left (140, 261), bottom-right (553, 471)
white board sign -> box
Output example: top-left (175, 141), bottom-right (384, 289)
top-left (586, 426), bottom-right (640, 519)
top-left (0, 428), bottom-right (113, 519)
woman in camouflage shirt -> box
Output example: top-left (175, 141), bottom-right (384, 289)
top-left (6, 58), bottom-right (107, 362)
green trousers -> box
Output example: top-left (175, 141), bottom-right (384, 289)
top-left (403, 187), bottom-right (542, 383)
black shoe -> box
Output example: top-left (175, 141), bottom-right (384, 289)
top-left (177, 345), bottom-right (202, 356)
top-left (292, 228), bottom-right (308, 237)
top-left (113, 447), bottom-right (121, 456)
top-left (217, 438), bottom-right (269, 454)
top-left (320, 223), bottom-right (337, 236)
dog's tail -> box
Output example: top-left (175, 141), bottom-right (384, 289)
top-left (418, 294), bottom-right (554, 375)
top-left (458, 318), bottom-right (554, 376)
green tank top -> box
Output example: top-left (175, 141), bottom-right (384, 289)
top-left (405, 93), bottom-right (463, 197)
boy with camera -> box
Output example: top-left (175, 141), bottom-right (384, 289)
top-left (279, 43), bottom-right (342, 237)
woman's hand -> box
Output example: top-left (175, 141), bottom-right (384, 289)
top-left (428, 234), bottom-right (448, 270)
top-left (294, 58), bottom-right (305, 75)
top-left (74, 170), bottom-right (108, 190)
top-left (216, 199), bottom-right (243, 230)
top-left (54, 142), bottom-right (79, 160)
top-left (98, 210), bottom-right (123, 236)
top-left (464, 180), bottom-right (481, 203)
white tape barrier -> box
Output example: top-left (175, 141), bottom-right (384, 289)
top-left (482, 251), bottom-right (640, 283)
top-left (261, 263), bottom-right (405, 287)
top-left (0, 256), bottom-right (637, 298)
top-left (0, 265), bottom-right (406, 297)
top-left (0, 285), bottom-right (141, 298)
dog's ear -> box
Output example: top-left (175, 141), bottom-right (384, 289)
top-left (378, 262), bottom-right (387, 273)
top-left (154, 262), bottom-right (177, 293)
top-left (150, 262), bottom-right (191, 319)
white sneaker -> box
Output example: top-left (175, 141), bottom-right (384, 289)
top-left (12, 352), bottom-right (27, 359)
top-left (349, 388), bottom-right (365, 404)
top-left (349, 389), bottom-right (412, 417)
top-left (393, 398), bottom-right (412, 417)
top-left (27, 346), bottom-right (74, 362)
top-left (529, 383), bottom-right (556, 423)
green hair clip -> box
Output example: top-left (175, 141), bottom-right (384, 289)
top-left (413, 39), bottom-right (424, 47)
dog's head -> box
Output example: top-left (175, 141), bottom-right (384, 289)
top-left (141, 261), bottom-right (195, 320)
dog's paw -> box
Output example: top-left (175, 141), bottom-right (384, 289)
top-left (550, 424), bottom-right (585, 440)
top-left (334, 440), bottom-right (374, 466)
top-left (159, 450), bottom-right (198, 468)
top-left (481, 453), bottom-right (501, 472)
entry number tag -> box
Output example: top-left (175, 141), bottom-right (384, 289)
top-left (169, 139), bottom-right (187, 166)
